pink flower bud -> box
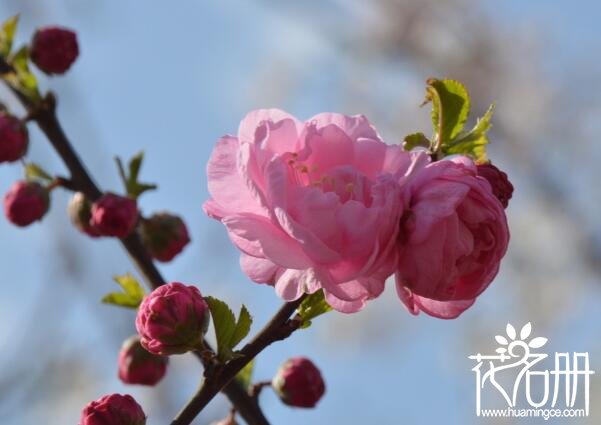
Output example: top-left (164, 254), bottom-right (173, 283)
top-left (30, 26), bottom-right (79, 75)
top-left (3, 181), bottom-right (49, 227)
top-left (139, 213), bottom-right (190, 262)
top-left (272, 357), bottom-right (325, 408)
top-left (79, 393), bottom-right (145, 425)
top-left (476, 162), bottom-right (514, 208)
top-left (118, 335), bottom-right (168, 386)
top-left (135, 282), bottom-right (210, 355)
top-left (90, 193), bottom-right (138, 238)
top-left (68, 192), bottom-right (101, 237)
top-left (0, 112), bottom-right (28, 163)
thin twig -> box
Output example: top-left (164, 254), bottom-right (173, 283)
top-left (171, 297), bottom-right (305, 425)
top-left (0, 57), bottom-right (269, 425)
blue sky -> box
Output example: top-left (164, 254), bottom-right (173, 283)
top-left (0, 1), bottom-right (599, 424)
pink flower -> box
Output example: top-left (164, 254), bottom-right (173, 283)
top-left (272, 357), bottom-right (325, 408)
top-left (118, 335), bottom-right (168, 386)
top-left (395, 156), bottom-right (510, 319)
top-left (68, 192), bottom-right (101, 237)
top-left (79, 393), bottom-right (145, 425)
top-left (3, 181), bottom-right (49, 227)
top-left (476, 162), bottom-right (514, 208)
top-left (90, 193), bottom-right (138, 238)
top-left (204, 109), bottom-right (425, 312)
top-left (0, 112), bottom-right (28, 163)
top-left (30, 26), bottom-right (79, 75)
top-left (139, 213), bottom-right (190, 262)
top-left (135, 282), bottom-right (210, 355)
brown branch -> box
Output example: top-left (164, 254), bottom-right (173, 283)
top-left (171, 297), bottom-right (304, 425)
top-left (0, 60), bottom-right (269, 425)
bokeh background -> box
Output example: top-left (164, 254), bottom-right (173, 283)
top-left (1, 1), bottom-right (600, 424)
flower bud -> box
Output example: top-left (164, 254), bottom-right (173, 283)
top-left (118, 335), bottom-right (168, 386)
top-left (30, 26), bottom-right (79, 75)
top-left (3, 181), bottom-right (49, 227)
top-left (90, 193), bottom-right (138, 238)
top-left (135, 282), bottom-right (210, 355)
top-left (79, 393), bottom-right (145, 425)
top-left (476, 162), bottom-right (514, 208)
top-left (139, 213), bottom-right (190, 262)
top-left (68, 192), bottom-right (100, 237)
top-left (272, 357), bottom-right (325, 408)
top-left (0, 112), bottom-right (28, 163)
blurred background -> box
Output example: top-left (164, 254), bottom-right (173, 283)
top-left (1, 0), bottom-right (600, 424)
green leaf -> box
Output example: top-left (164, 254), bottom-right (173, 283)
top-left (444, 103), bottom-right (495, 162)
top-left (24, 163), bottom-right (53, 182)
top-left (5, 46), bottom-right (40, 102)
top-left (235, 359), bottom-right (255, 390)
top-left (0, 15), bottom-right (19, 58)
top-left (424, 78), bottom-right (470, 151)
top-left (230, 305), bottom-right (253, 349)
top-left (101, 273), bottom-right (146, 309)
top-left (115, 152), bottom-right (157, 199)
top-left (205, 296), bottom-right (253, 361)
top-left (296, 290), bottom-right (333, 329)
top-left (402, 132), bottom-right (431, 152)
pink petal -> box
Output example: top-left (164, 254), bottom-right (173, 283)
top-left (275, 207), bottom-right (341, 264)
top-left (307, 113), bottom-right (380, 141)
top-left (206, 135), bottom-right (267, 219)
top-left (222, 213), bottom-right (311, 269)
top-left (239, 254), bottom-right (279, 284)
top-left (238, 109), bottom-right (302, 144)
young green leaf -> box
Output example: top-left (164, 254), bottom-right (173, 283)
top-left (230, 305), bottom-right (253, 349)
top-left (115, 152), bottom-right (157, 199)
top-left (402, 132), bottom-right (431, 152)
top-left (205, 296), bottom-right (253, 361)
top-left (4, 46), bottom-right (41, 102)
top-left (296, 290), bottom-right (333, 329)
top-left (0, 15), bottom-right (19, 58)
top-left (235, 359), bottom-right (256, 390)
top-left (206, 296), bottom-right (236, 360)
top-left (101, 273), bottom-right (146, 309)
top-left (424, 78), bottom-right (470, 151)
top-left (444, 103), bottom-right (495, 162)
top-left (24, 163), bottom-right (53, 182)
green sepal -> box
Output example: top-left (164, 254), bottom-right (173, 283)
top-left (296, 290), bottom-right (332, 329)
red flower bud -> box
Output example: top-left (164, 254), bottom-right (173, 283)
top-left (272, 357), bottom-right (325, 408)
top-left (3, 181), bottom-right (49, 227)
top-left (90, 193), bottom-right (138, 238)
top-left (30, 26), bottom-right (79, 75)
top-left (476, 162), bottom-right (514, 208)
top-left (68, 192), bottom-right (101, 237)
top-left (139, 213), bottom-right (190, 262)
top-left (118, 335), bottom-right (168, 386)
top-left (135, 282), bottom-right (210, 355)
top-left (0, 112), bottom-right (28, 163)
top-left (79, 393), bottom-right (145, 425)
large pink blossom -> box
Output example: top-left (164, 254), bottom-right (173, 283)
top-left (395, 156), bottom-right (510, 319)
top-left (204, 109), bottom-right (425, 312)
